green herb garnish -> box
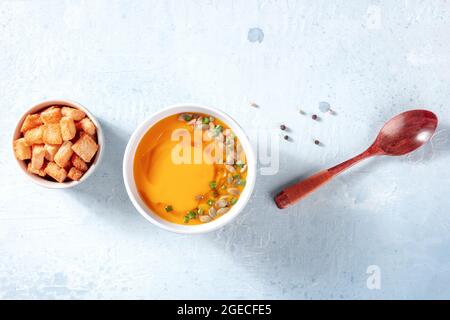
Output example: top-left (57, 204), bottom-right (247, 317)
top-left (164, 205), bottom-right (173, 212)
top-left (235, 161), bottom-right (245, 168)
top-left (207, 199), bottom-right (215, 206)
top-left (212, 125), bottom-right (224, 137)
top-left (209, 181), bottom-right (217, 189)
top-left (202, 117), bottom-right (210, 124)
top-left (230, 198), bottom-right (238, 205)
top-left (183, 114), bottom-right (192, 121)
top-left (188, 210), bottom-right (197, 219)
top-left (184, 210), bottom-right (197, 223)
top-left (237, 179), bottom-right (246, 186)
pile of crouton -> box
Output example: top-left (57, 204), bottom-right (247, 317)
top-left (13, 105), bottom-right (99, 183)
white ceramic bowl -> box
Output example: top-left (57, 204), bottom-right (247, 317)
top-left (12, 99), bottom-right (104, 189)
top-left (123, 104), bottom-right (256, 234)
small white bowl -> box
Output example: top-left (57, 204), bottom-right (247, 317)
top-left (123, 104), bottom-right (256, 234)
top-left (12, 99), bottom-right (104, 189)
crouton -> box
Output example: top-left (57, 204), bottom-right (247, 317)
top-left (31, 145), bottom-right (45, 170)
top-left (13, 138), bottom-right (31, 160)
top-left (60, 117), bottom-right (76, 141)
top-left (63, 158), bottom-right (73, 171)
top-left (27, 162), bottom-right (46, 177)
top-left (54, 141), bottom-right (73, 168)
top-left (43, 123), bottom-right (62, 145)
top-left (24, 125), bottom-right (44, 145)
top-left (40, 106), bottom-right (62, 124)
top-left (45, 162), bottom-right (67, 183)
top-left (71, 153), bottom-right (88, 172)
top-left (15, 104), bottom-right (99, 183)
top-left (44, 144), bottom-right (59, 162)
top-left (80, 130), bottom-right (97, 142)
top-left (21, 114), bottom-right (42, 132)
top-left (71, 133), bottom-right (98, 162)
top-left (61, 107), bottom-right (86, 121)
top-left (78, 117), bottom-right (96, 136)
top-left (67, 167), bottom-right (84, 181)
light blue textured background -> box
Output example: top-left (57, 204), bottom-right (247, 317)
top-left (1, 0), bottom-right (449, 299)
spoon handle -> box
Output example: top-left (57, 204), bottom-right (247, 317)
top-left (274, 149), bottom-right (373, 209)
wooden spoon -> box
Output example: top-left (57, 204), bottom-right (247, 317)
top-left (274, 109), bottom-right (438, 209)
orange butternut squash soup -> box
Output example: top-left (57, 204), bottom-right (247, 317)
top-left (134, 113), bottom-right (248, 225)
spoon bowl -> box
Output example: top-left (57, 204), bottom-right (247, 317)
top-left (373, 110), bottom-right (438, 156)
top-left (275, 109), bottom-right (438, 209)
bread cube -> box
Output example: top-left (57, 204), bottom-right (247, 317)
top-left (44, 144), bottom-right (60, 162)
top-left (54, 141), bottom-right (73, 168)
top-left (61, 107), bottom-right (86, 121)
top-left (31, 145), bottom-right (46, 170)
top-left (60, 117), bottom-right (76, 141)
top-left (71, 133), bottom-right (98, 162)
top-left (13, 138), bottom-right (31, 160)
top-left (71, 153), bottom-right (88, 172)
top-left (78, 117), bottom-right (96, 136)
top-left (63, 158), bottom-right (73, 171)
top-left (40, 106), bottom-right (62, 124)
top-left (21, 114), bottom-right (42, 132)
top-left (75, 121), bottom-right (82, 131)
top-left (24, 125), bottom-right (44, 145)
top-left (80, 130), bottom-right (97, 141)
top-left (28, 162), bottom-right (46, 177)
top-left (43, 123), bottom-right (62, 145)
top-left (75, 130), bottom-right (97, 143)
top-left (67, 167), bottom-right (84, 181)
top-left (45, 162), bottom-right (67, 183)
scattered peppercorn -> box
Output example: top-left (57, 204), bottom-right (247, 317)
top-left (284, 135), bottom-right (289, 140)
top-left (314, 140), bottom-right (320, 145)
top-left (280, 124), bottom-right (287, 131)
top-left (299, 109), bottom-right (306, 115)
top-left (312, 114), bottom-right (318, 120)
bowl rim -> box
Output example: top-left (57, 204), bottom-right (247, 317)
top-left (12, 98), bottom-right (105, 189)
top-left (122, 103), bottom-right (256, 234)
